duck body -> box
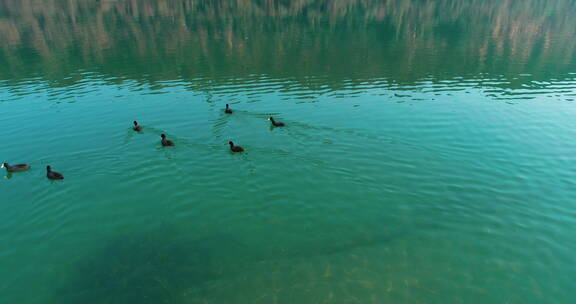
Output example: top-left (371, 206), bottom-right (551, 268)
top-left (269, 117), bottom-right (285, 127)
top-left (161, 134), bottom-right (175, 146)
top-left (133, 121), bottom-right (142, 131)
top-left (46, 166), bottom-right (64, 180)
top-left (2, 163), bottom-right (31, 172)
top-left (225, 104), bottom-right (233, 114)
top-left (228, 141), bottom-right (244, 152)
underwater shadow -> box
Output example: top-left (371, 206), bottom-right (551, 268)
top-left (54, 224), bottom-right (410, 303)
top-left (54, 228), bottom-right (244, 304)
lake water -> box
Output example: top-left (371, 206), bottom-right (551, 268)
top-left (1, 1), bottom-right (576, 303)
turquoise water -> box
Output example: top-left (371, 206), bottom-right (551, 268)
top-left (1, 1), bottom-right (576, 303)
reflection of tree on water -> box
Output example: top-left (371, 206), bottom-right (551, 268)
top-left (0, 0), bottom-right (575, 88)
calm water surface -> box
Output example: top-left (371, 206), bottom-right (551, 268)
top-left (1, 0), bottom-right (576, 303)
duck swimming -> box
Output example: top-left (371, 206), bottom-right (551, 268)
top-left (46, 166), bottom-right (64, 180)
top-left (225, 104), bottom-right (233, 114)
top-left (1, 163), bottom-right (31, 172)
top-left (133, 121), bottom-right (142, 131)
top-left (268, 117), bottom-right (285, 127)
top-left (228, 141), bottom-right (244, 152)
top-left (161, 134), bottom-right (175, 146)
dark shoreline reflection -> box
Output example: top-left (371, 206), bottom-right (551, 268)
top-left (0, 0), bottom-right (575, 90)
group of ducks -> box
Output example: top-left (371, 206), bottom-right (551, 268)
top-left (2, 104), bottom-right (284, 180)
top-left (1, 163), bottom-right (64, 180)
top-left (152, 104), bottom-right (284, 152)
